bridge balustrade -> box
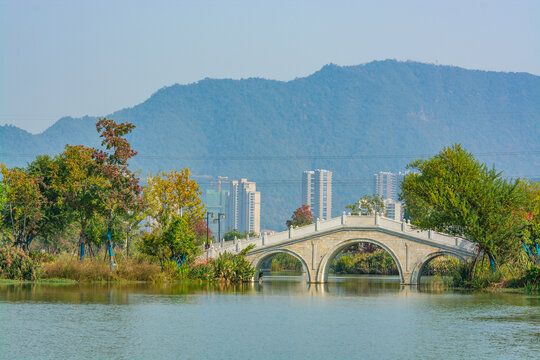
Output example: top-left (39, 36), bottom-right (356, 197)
top-left (203, 214), bottom-right (476, 260)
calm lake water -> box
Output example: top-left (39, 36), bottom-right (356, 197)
top-left (1, 275), bottom-right (539, 360)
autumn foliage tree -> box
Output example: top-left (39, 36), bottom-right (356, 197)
top-left (139, 169), bottom-right (205, 264)
top-left (286, 205), bottom-right (313, 228)
top-left (143, 169), bottom-right (204, 230)
top-left (94, 118), bottom-right (143, 263)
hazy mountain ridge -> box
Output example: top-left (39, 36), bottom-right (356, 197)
top-left (1, 60), bottom-right (539, 230)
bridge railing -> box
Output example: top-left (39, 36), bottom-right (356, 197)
top-left (377, 216), bottom-right (477, 253)
top-left (203, 213), bottom-right (477, 258)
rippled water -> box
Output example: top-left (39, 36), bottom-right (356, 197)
top-left (1, 275), bottom-right (539, 359)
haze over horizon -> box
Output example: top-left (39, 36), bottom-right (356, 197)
top-left (1, 0), bottom-right (539, 133)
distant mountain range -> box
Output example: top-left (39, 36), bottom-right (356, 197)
top-left (1, 60), bottom-right (539, 230)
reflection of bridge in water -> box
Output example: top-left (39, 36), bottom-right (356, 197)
top-left (203, 214), bottom-right (478, 285)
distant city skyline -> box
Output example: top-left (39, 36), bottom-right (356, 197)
top-left (1, 0), bottom-right (538, 133)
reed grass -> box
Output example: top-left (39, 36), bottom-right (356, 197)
top-left (41, 254), bottom-right (163, 282)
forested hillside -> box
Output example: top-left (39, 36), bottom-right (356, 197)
top-left (1, 60), bottom-right (539, 230)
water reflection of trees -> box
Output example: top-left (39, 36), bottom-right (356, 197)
top-left (0, 282), bottom-right (260, 304)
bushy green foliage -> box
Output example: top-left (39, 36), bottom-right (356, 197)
top-left (523, 266), bottom-right (540, 293)
top-left (189, 252), bottom-right (255, 283)
top-left (346, 195), bottom-right (385, 216)
top-left (212, 252), bottom-right (256, 282)
top-left (223, 230), bottom-right (257, 242)
top-left (331, 250), bottom-right (398, 275)
top-left (138, 215), bottom-right (200, 264)
top-left (401, 144), bottom-right (528, 274)
top-left (0, 245), bottom-right (41, 280)
top-left (271, 253), bottom-right (302, 271)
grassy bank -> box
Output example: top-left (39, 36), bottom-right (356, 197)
top-left (0, 244), bottom-right (256, 284)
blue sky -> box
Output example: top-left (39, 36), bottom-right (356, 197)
top-left (1, 0), bottom-right (539, 133)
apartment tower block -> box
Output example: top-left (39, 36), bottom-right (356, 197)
top-left (225, 178), bottom-right (261, 234)
top-left (302, 169), bottom-right (332, 220)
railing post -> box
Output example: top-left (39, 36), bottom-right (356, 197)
top-left (262, 232), bottom-right (266, 246)
top-left (236, 239), bottom-right (241, 252)
top-left (315, 218), bottom-right (320, 231)
top-left (375, 212), bottom-right (379, 225)
top-left (428, 230), bottom-right (431, 239)
top-left (288, 226), bottom-right (293, 239)
top-left (341, 211), bottom-right (346, 225)
top-left (401, 221), bottom-right (404, 232)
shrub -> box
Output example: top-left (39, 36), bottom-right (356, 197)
top-left (523, 265), bottom-right (540, 293)
top-left (189, 259), bottom-right (215, 281)
top-left (0, 245), bottom-right (41, 280)
top-left (213, 252), bottom-right (255, 282)
top-left (189, 252), bottom-right (255, 283)
top-left (271, 253), bottom-right (302, 271)
top-left (330, 250), bottom-right (398, 275)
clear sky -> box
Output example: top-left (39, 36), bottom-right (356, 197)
top-left (1, 0), bottom-right (539, 133)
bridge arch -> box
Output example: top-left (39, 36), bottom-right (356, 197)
top-left (409, 251), bottom-right (467, 285)
top-left (316, 238), bottom-right (404, 284)
top-left (250, 249), bottom-right (311, 282)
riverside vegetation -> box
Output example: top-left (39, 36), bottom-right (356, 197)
top-left (0, 118), bottom-right (254, 283)
top-left (0, 120), bottom-right (538, 292)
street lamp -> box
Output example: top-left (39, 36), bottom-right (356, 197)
top-left (213, 213), bottom-right (226, 246)
top-left (205, 212), bottom-right (214, 249)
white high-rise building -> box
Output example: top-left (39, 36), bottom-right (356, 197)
top-left (373, 171), bottom-right (407, 201)
top-left (225, 178), bottom-right (260, 234)
top-left (384, 199), bottom-right (403, 221)
top-left (302, 169), bottom-right (332, 220)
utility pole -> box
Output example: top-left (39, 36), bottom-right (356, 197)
top-left (206, 211), bottom-right (214, 249)
top-left (214, 213), bottom-right (226, 246)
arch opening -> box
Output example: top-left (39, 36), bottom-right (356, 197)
top-left (252, 249), bottom-right (311, 282)
top-left (318, 238), bottom-right (404, 284)
top-left (414, 252), bottom-right (466, 289)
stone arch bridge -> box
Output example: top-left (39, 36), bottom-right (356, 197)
top-left (203, 214), bottom-right (478, 285)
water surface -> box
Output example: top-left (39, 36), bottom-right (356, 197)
top-left (1, 276), bottom-right (539, 359)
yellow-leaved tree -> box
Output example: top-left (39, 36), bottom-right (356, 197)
top-left (143, 169), bottom-right (205, 230)
top-left (140, 169), bottom-right (205, 265)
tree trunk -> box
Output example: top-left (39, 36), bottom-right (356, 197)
top-left (470, 253), bottom-right (481, 280)
top-left (79, 222), bottom-right (87, 262)
top-left (126, 234), bottom-right (130, 259)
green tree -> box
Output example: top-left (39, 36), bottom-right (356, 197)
top-left (520, 180), bottom-right (540, 265)
top-left (400, 144), bottom-right (528, 277)
top-left (0, 164), bottom-right (44, 250)
top-left (286, 205), bottom-right (313, 228)
top-left (51, 145), bottom-right (108, 261)
top-left (223, 230), bottom-right (257, 242)
top-left (26, 155), bottom-right (71, 252)
top-left (138, 215), bottom-right (199, 265)
top-left (346, 194), bottom-right (385, 215)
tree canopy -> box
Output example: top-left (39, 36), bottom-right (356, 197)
top-left (286, 205), bottom-right (313, 228)
top-left (400, 144), bottom-right (528, 270)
